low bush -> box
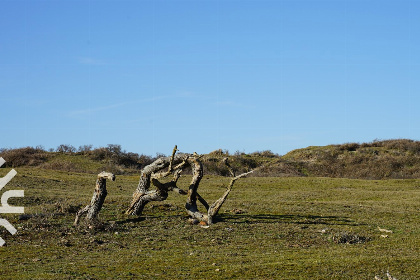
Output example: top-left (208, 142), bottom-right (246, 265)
top-left (0, 147), bottom-right (49, 167)
top-left (283, 139), bottom-right (420, 179)
top-left (3, 139), bottom-right (420, 179)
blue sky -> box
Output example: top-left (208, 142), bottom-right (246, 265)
top-left (1, 0), bottom-right (419, 155)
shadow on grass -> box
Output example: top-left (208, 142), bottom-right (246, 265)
top-left (215, 213), bottom-right (360, 226)
top-left (113, 211), bottom-right (360, 227)
top-left (114, 214), bottom-right (186, 225)
top-left (114, 217), bottom-right (146, 224)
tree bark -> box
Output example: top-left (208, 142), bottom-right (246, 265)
top-left (74, 171), bottom-right (115, 226)
top-left (185, 156), bottom-right (208, 223)
top-left (186, 157), bottom-right (253, 225)
top-left (126, 151), bottom-right (253, 226)
top-left (207, 169), bottom-right (254, 224)
top-left (126, 150), bottom-right (188, 216)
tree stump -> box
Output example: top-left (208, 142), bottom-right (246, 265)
top-left (74, 171), bottom-right (115, 226)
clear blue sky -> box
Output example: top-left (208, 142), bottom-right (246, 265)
top-left (1, 0), bottom-right (419, 156)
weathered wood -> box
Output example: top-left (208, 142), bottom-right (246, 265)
top-left (76, 146), bottom-right (254, 227)
top-left (150, 145), bottom-right (181, 179)
top-left (185, 157), bottom-right (254, 225)
top-left (126, 153), bottom-right (187, 215)
top-left (125, 171), bottom-right (186, 216)
top-left (126, 146), bottom-right (192, 216)
top-left (207, 169), bottom-right (254, 224)
top-left (74, 171), bottom-right (115, 226)
top-left (126, 151), bottom-right (253, 225)
top-left (185, 156), bottom-right (207, 223)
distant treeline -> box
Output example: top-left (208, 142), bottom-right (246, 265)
top-left (2, 139), bottom-right (420, 179)
top-left (0, 144), bottom-right (156, 170)
top-left (0, 144), bottom-right (280, 176)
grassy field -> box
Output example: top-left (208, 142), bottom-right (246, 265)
top-left (1, 167), bottom-right (419, 279)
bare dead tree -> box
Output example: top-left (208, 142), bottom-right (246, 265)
top-left (75, 146), bottom-right (253, 227)
top-left (125, 146), bottom-right (254, 226)
top-left (74, 171), bottom-right (116, 226)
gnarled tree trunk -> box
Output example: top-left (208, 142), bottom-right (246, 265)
top-left (185, 156), bottom-right (209, 223)
top-left (126, 147), bottom-right (253, 226)
top-left (126, 146), bottom-right (189, 216)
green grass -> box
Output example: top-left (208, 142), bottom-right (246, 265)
top-left (1, 167), bottom-right (419, 279)
top-left (41, 153), bottom-right (104, 173)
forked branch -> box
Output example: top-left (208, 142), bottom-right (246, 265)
top-left (186, 157), bottom-right (254, 225)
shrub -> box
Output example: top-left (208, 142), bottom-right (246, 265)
top-left (106, 144), bottom-right (123, 155)
top-left (339, 142), bottom-right (360, 152)
top-left (209, 149), bottom-right (229, 156)
top-left (0, 147), bottom-right (49, 167)
top-left (87, 145), bottom-right (154, 170)
top-left (202, 157), bottom-right (231, 176)
top-left (77, 145), bottom-right (93, 154)
top-left (251, 150), bottom-right (279, 158)
top-left (89, 147), bottom-right (113, 161)
top-left (56, 144), bottom-right (76, 153)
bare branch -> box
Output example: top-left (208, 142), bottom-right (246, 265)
top-left (207, 169), bottom-right (254, 224)
top-left (151, 145), bottom-right (179, 179)
top-left (185, 157), bottom-right (253, 225)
